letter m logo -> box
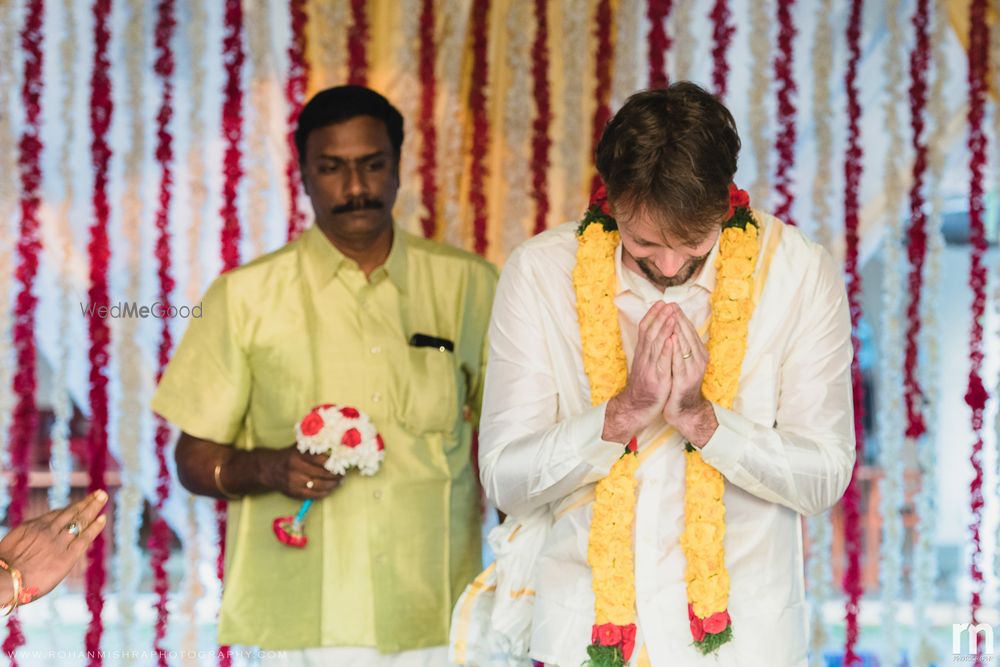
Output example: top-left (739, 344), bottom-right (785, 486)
top-left (953, 623), bottom-right (995, 655)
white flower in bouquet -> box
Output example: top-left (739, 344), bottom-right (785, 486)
top-left (295, 404), bottom-right (385, 476)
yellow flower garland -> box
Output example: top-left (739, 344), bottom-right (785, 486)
top-left (681, 222), bottom-right (759, 642)
top-left (575, 197), bottom-right (760, 659)
top-left (574, 223), bottom-right (635, 633)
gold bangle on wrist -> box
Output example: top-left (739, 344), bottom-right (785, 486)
top-left (213, 463), bottom-right (241, 500)
top-left (0, 559), bottom-right (22, 616)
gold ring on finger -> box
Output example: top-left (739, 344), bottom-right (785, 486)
top-left (682, 350), bottom-right (693, 360)
top-left (65, 521), bottom-right (81, 537)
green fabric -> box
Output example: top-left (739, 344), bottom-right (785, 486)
top-left (152, 225), bottom-right (497, 651)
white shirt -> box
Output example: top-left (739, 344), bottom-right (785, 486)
top-left (478, 214), bottom-right (856, 667)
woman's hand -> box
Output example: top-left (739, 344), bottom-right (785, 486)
top-left (0, 490), bottom-right (109, 604)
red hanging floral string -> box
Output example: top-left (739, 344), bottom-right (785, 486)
top-left (86, 0), bottom-right (114, 663)
top-left (772, 0), bottom-right (797, 225)
top-left (590, 0), bottom-right (613, 194)
top-left (418, 0), bottom-right (438, 238)
top-left (709, 0), bottom-right (734, 98)
top-left (966, 0), bottom-right (989, 658)
top-left (840, 0), bottom-right (865, 663)
top-left (285, 0), bottom-right (310, 240)
top-left (470, 0), bottom-right (491, 256)
top-left (530, 0), bottom-right (552, 236)
top-left (347, 0), bottom-right (369, 85)
top-left (902, 0), bottom-right (931, 440)
top-left (647, 0), bottom-right (673, 89)
top-left (220, 0), bottom-right (245, 273)
top-left (150, 0), bottom-right (177, 662)
top-left (4, 1), bottom-right (44, 660)
top-left (219, 3), bottom-right (245, 665)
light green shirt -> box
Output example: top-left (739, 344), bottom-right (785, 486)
top-left (152, 225), bottom-right (497, 651)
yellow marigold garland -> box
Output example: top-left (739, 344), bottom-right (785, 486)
top-left (575, 184), bottom-right (759, 662)
top-left (575, 215), bottom-right (638, 665)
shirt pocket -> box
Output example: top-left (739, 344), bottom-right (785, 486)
top-left (396, 345), bottom-right (461, 435)
top-left (733, 352), bottom-right (779, 427)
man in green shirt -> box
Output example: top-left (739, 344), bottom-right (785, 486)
top-left (152, 86), bottom-right (497, 665)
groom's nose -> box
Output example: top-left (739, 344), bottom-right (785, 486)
top-left (656, 250), bottom-right (687, 277)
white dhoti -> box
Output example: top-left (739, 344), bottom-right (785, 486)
top-left (260, 646), bottom-right (451, 667)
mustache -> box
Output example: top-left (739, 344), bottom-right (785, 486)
top-left (636, 255), bottom-right (705, 288)
top-left (331, 197), bottom-right (383, 214)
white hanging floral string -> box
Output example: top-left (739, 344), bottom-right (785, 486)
top-left (910, 4), bottom-right (949, 665)
top-left (179, 494), bottom-right (205, 664)
top-left (387, 0), bottom-right (423, 237)
top-left (48, 0), bottom-right (81, 516)
top-left (501, 0), bottom-right (533, 256)
top-left (180, 1), bottom-right (211, 657)
top-left (184, 0), bottom-right (209, 311)
top-left (313, 0), bottom-right (349, 88)
top-left (876, 1), bottom-right (908, 664)
top-left (808, 0), bottom-right (834, 252)
top-left (748, 0), bottom-right (772, 207)
top-left (559, 0), bottom-right (588, 222)
top-left (806, 2), bottom-right (835, 663)
top-left (41, 1), bottom-right (83, 653)
top-left (611, 0), bottom-right (642, 109)
top-left (436, 0), bottom-right (471, 247)
top-left (245, 0), bottom-right (276, 259)
top-left (112, 0), bottom-right (150, 654)
top-left (670, 0), bottom-right (696, 82)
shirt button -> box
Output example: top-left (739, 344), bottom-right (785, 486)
top-left (373, 490), bottom-right (382, 499)
top-left (370, 345), bottom-right (381, 354)
top-left (372, 392), bottom-right (382, 403)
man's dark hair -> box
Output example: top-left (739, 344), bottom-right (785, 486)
top-left (595, 82), bottom-right (741, 244)
top-left (294, 85), bottom-right (405, 163)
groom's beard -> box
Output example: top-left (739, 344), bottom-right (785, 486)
top-left (633, 253), bottom-right (708, 289)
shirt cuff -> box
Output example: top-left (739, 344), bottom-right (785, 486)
top-left (577, 401), bottom-right (629, 475)
top-left (698, 402), bottom-right (752, 478)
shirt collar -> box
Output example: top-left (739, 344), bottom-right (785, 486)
top-left (614, 231), bottom-right (720, 301)
top-left (301, 224), bottom-right (408, 293)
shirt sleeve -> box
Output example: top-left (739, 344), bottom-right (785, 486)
top-left (698, 248), bottom-right (857, 517)
top-left (151, 273), bottom-right (251, 445)
top-left (478, 251), bottom-right (623, 517)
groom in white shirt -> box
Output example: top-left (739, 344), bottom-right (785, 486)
top-left (477, 82), bottom-right (855, 666)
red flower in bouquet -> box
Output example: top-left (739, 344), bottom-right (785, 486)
top-left (376, 434), bottom-right (385, 451)
top-left (341, 428), bottom-right (362, 447)
top-left (340, 406), bottom-right (360, 418)
top-left (703, 609), bottom-right (731, 634)
top-left (300, 412), bottom-right (325, 436)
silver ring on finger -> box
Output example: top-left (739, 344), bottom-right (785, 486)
top-left (682, 350), bottom-right (693, 360)
top-left (305, 479), bottom-right (315, 490)
top-left (65, 521), bottom-right (81, 537)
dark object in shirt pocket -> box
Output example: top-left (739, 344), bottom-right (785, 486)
top-left (408, 333), bottom-right (454, 352)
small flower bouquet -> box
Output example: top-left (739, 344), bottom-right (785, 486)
top-left (273, 404), bottom-right (385, 548)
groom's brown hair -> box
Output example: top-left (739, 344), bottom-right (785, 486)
top-left (595, 82), bottom-right (741, 245)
